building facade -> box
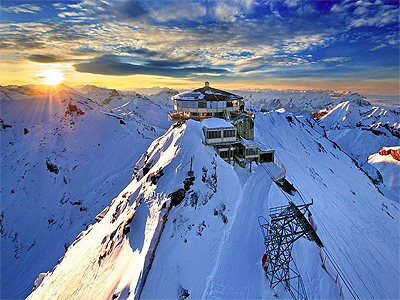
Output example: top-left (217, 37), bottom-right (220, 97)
top-left (169, 81), bottom-right (246, 121)
top-left (169, 82), bottom-right (274, 167)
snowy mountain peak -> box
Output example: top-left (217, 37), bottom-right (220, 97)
top-left (2, 85), bottom-right (399, 300)
top-left (241, 89), bottom-right (371, 113)
top-left (25, 111), bottom-right (399, 300)
top-left (0, 84), bottom-right (78, 100)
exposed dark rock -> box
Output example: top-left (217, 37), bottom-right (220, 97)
top-left (172, 121), bottom-right (184, 128)
top-left (178, 286), bottom-right (190, 300)
top-left (169, 189), bottom-right (186, 207)
top-left (150, 168), bottom-right (164, 184)
top-left (183, 176), bottom-right (195, 191)
top-left (379, 147), bottom-right (400, 161)
top-left (66, 103), bottom-right (85, 116)
top-left (46, 160), bottom-right (59, 174)
top-left (123, 224), bottom-right (130, 235)
top-left (286, 115), bottom-right (294, 124)
top-left (143, 164), bottom-right (150, 176)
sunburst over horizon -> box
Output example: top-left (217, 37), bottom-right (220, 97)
top-left (36, 69), bottom-right (65, 86)
top-left (0, 0), bottom-right (398, 104)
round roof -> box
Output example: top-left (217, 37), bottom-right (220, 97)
top-left (172, 83), bottom-right (243, 101)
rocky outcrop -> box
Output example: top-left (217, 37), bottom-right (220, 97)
top-left (379, 147), bottom-right (400, 161)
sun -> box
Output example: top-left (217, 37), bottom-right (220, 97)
top-left (37, 69), bottom-right (65, 85)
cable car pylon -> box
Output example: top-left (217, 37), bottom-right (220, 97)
top-left (259, 201), bottom-right (323, 300)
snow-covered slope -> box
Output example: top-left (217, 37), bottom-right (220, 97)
top-left (314, 100), bottom-right (400, 201)
top-left (146, 88), bottom-right (178, 108)
top-left (0, 84), bottom-right (77, 101)
top-left (0, 85), bottom-right (172, 299)
top-left (238, 89), bottom-right (369, 113)
top-left (2, 84), bottom-right (399, 300)
top-left (315, 101), bottom-right (399, 132)
top-left (27, 112), bottom-right (399, 300)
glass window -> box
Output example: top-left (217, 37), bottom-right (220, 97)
top-left (219, 150), bottom-right (229, 159)
top-left (208, 130), bottom-right (222, 139)
top-left (207, 101), bottom-right (217, 109)
top-left (246, 147), bottom-right (259, 156)
top-left (223, 129), bottom-right (235, 138)
top-left (198, 101), bottom-right (207, 108)
top-left (181, 101), bottom-right (188, 108)
top-left (188, 101), bottom-right (197, 108)
top-left (218, 101), bottom-right (226, 108)
top-left (232, 100), bottom-right (238, 106)
top-left (227, 101), bottom-right (233, 107)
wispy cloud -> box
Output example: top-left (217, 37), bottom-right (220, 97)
top-left (0, 0), bottom-right (398, 91)
top-left (0, 4), bottom-right (41, 14)
top-left (27, 54), bottom-right (71, 63)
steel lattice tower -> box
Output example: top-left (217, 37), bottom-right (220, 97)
top-left (259, 201), bottom-right (323, 300)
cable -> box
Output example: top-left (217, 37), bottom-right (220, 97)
top-left (323, 247), bottom-right (360, 300)
top-left (254, 118), bottom-right (396, 300)
top-left (257, 116), bottom-right (399, 279)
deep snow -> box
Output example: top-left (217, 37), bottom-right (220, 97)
top-left (315, 100), bottom-right (400, 202)
top-left (0, 85), bottom-right (172, 299)
top-left (27, 113), bottom-right (399, 300)
top-left (1, 84), bottom-right (399, 300)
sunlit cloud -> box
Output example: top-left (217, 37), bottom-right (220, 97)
top-left (52, 3), bottom-right (68, 10)
top-left (0, 0), bottom-right (398, 96)
top-left (148, 1), bottom-right (206, 22)
top-left (0, 4), bottom-right (41, 14)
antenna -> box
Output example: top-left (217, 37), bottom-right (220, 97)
top-left (205, 74), bottom-right (210, 87)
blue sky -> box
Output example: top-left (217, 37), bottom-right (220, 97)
top-left (0, 0), bottom-right (399, 99)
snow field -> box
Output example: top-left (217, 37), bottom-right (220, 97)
top-left (27, 112), bottom-right (399, 299)
top-left (254, 112), bottom-right (399, 299)
top-left (1, 88), bottom-right (172, 299)
top-left (2, 84), bottom-right (398, 300)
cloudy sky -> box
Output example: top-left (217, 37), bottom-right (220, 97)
top-left (0, 0), bottom-right (399, 96)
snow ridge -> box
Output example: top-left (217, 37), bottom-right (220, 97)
top-left (1, 84), bottom-right (399, 300)
top-left (26, 112), bottom-right (399, 300)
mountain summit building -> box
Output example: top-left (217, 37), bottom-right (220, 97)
top-left (168, 81), bottom-right (246, 121)
top-left (167, 82), bottom-right (276, 166)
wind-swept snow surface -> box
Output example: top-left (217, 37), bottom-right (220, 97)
top-left (315, 100), bottom-right (400, 202)
top-left (28, 113), bottom-right (399, 300)
top-left (0, 86), bottom-right (171, 299)
top-left (254, 111), bottom-right (399, 299)
top-left (240, 89), bottom-right (369, 113)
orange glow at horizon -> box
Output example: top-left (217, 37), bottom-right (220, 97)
top-left (0, 62), bottom-right (397, 97)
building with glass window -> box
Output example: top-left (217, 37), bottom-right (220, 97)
top-left (168, 81), bottom-right (245, 121)
top-left (167, 82), bottom-right (274, 167)
top-left (202, 118), bottom-right (238, 162)
top-left (202, 118), bottom-right (237, 145)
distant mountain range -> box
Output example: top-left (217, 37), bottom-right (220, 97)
top-left (1, 84), bottom-right (398, 300)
